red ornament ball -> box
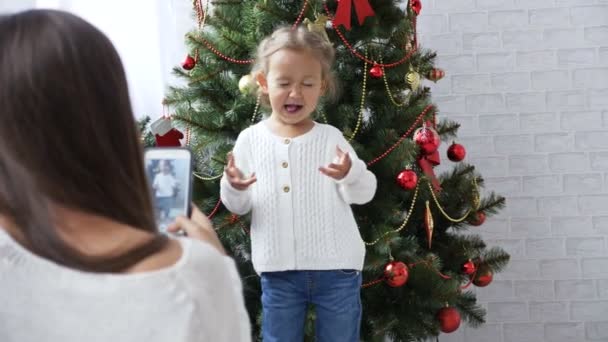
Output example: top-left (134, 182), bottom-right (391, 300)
top-left (437, 307), bottom-right (461, 333)
top-left (410, 0), bottom-right (422, 15)
top-left (384, 261), bottom-right (409, 287)
top-left (369, 65), bottom-right (383, 78)
top-left (462, 260), bottom-right (477, 275)
top-left (473, 269), bottom-right (493, 287)
top-left (428, 68), bottom-right (445, 82)
top-left (447, 142), bottom-right (466, 162)
top-left (469, 211), bottom-right (486, 226)
top-left (396, 169), bottom-right (418, 190)
top-left (414, 126), bottom-right (440, 155)
top-left (182, 55), bottom-right (196, 70)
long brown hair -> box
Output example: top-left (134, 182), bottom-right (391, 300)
top-left (0, 9), bottom-right (167, 272)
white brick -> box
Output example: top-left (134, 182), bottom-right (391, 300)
top-left (435, 0), bottom-right (475, 11)
top-left (425, 33), bottom-right (463, 54)
top-left (545, 323), bottom-right (586, 342)
top-left (449, 115), bottom-right (477, 135)
top-left (478, 217), bottom-right (510, 238)
top-left (564, 173), bottom-right (604, 194)
top-left (557, 0), bottom-right (596, 4)
top-left (490, 72), bottom-right (531, 91)
top-left (523, 175), bottom-right (562, 194)
top-left (585, 26), bottom-right (608, 45)
top-left (529, 8), bottom-right (570, 26)
top-left (543, 28), bottom-right (585, 49)
top-left (517, 50), bottom-right (557, 70)
top-left (579, 195), bottom-right (608, 215)
top-left (452, 74), bottom-right (491, 93)
top-left (557, 48), bottom-right (597, 67)
top-left (576, 131), bottom-right (608, 150)
top-left (488, 10), bottom-right (528, 30)
top-left (462, 324), bottom-right (502, 342)
top-left (464, 32), bottom-right (501, 51)
top-left (486, 302), bottom-right (529, 322)
top-left (530, 301), bottom-right (569, 321)
top-left (555, 280), bottom-right (597, 299)
top-left (436, 54), bottom-right (475, 73)
top-left (553, 216), bottom-right (595, 237)
top-left (503, 323), bottom-right (544, 342)
top-left (571, 6), bottom-right (608, 27)
top-left (457, 136), bottom-right (495, 155)
top-left (475, 280), bottom-right (514, 300)
top-left (599, 279), bottom-right (608, 298)
top-left (571, 301), bottom-right (608, 321)
top-left (426, 75), bottom-right (451, 95)
top-left (434, 95), bottom-right (466, 112)
top-left (586, 321), bottom-right (608, 341)
top-left (547, 90), bottom-right (587, 111)
top-left (573, 68), bottom-right (608, 89)
top-left (484, 176), bottom-right (522, 195)
top-left (503, 30), bottom-right (544, 50)
top-left (531, 70), bottom-right (570, 90)
top-left (465, 94), bottom-right (505, 113)
top-left (500, 259), bottom-right (540, 279)
top-left (417, 14), bottom-right (448, 35)
top-left (561, 111), bottom-right (603, 131)
top-left (514, 0), bottom-right (555, 8)
top-left (468, 157), bottom-right (508, 177)
top-left (477, 52), bottom-right (515, 72)
top-left (549, 153), bottom-right (589, 173)
top-left (510, 155), bottom-right (550, 175)
top-left (495, 134), bottom-right (534, 154)
top-left (566, 237), bottom-right (605, 257)
top-left (591, 152), bottom-right (608, 171)
top-left (604, 111), bottom-right (608, 126)
top-left (449, 12), bottom-right (488, 32)
top-left (540, 259), bottom-right (581, 279)
top-left (505, 92), bottom-right (546, 112)
top-left (479, 114), bottom-right (518, 132)
top-left (593, 216), bottom-right (608, 235)
top-left (535, 133), bottom-right (574, 153)
top-left (476, 0), bottom-right (514, 9)
top-left (505, 196), bottom-right (539, 217)
top-left (514, 280), bottom-right (555, 300)
top-left (520, 112), bottom-right (560, 132)
top-left (488, 238), bottom-right (525, 258)
top-left (512, 217), bottom-right (552, 237)
top-left (526, 238), bottom-right (566, 258)
top-left (590, 89), bottom-right (608, 110)
top-left (582, 258), bottom-right (608, 278)
top-left (600, 47), bottom-right (608, 65)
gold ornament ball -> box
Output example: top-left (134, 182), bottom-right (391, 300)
top-left (238, 74), bottom-right (254, 94)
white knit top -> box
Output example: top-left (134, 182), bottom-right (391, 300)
top-left (0, 229), bottom-right (251, 342)
top-left (220, 121), bottom-right (377, 273)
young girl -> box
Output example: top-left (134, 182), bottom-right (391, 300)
top-left (220, 26), bottom-right (377, 342)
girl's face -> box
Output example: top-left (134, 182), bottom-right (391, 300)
top-left (257, 48), bottom-right (324, 128)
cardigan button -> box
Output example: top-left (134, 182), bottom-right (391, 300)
top-left (284, 138), bottom-right (291, 145)
top-left (281, 161), bottom-right (288, 168)
top-left (283, 185), bottom-right (290, 193)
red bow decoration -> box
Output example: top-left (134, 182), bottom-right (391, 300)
top-left (417, 120), bottom-right (441, 192)
top-left (334, 0), bottom-right (375, 31)
top-left (410, 0), bottom-right (422, 15)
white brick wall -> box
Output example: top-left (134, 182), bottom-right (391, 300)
top-left (421, 1), bottom-right (608, 341)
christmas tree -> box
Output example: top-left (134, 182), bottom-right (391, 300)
top-left (153, 0), bottom-right (510, 340)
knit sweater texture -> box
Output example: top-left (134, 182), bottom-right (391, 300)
top-left (220, 121), bottom-right (377, 273)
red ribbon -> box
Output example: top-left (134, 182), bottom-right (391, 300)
top-left (334, 0), bottom-right (375, 30)
top-left (417, 120), bottom-right (441, 192)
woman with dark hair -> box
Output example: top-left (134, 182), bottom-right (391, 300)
top-left (0, 9), bottom-right (250, 342)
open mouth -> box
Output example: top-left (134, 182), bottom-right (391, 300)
top-left (284, 104), bottom-right (303, 114)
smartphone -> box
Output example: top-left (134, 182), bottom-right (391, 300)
top-left (144, 147), bottom-right (193, 233)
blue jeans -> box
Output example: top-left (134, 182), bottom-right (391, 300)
top-left (261, 270), bottom-right (362, 342)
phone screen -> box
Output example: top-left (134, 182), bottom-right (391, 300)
top-left (144, 148), bottom-right (192, 233)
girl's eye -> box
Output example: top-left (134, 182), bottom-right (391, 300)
top-left (279, 83), bottom-right (289, 87)
top-left (303, 83), bottom-right (314, 87)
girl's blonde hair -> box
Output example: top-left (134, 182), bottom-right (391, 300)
top-left (251, 26), bottom-right (338, 105)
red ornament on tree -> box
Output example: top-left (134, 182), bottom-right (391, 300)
top-left (396, 169), bottom-right (418, 190)
top-left (414, 125), bottom-right (440, 155)
top-left (462, 260), bottom-right (477, 275)
top-left (473, 269), bottom-right (493, 287)
top-left (369, 65), bottom-right (383, 78)
top-left (427, 68), bottom-right (445, 82)
top-left (437, 306), bottom-right (461, 333)
top-left (447, 142), bottom-right (466, 162)
top-left (410, 0), bottom-right (422, 15)
top-left (182, 55), bottom-right (196, 70)
top-left (469, 211), bottom-right (486, 226)
top-left (384, 261), bottom-right (409, 287)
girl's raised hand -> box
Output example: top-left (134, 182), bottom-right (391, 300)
top-left (224, 152), bottom-right (257, 190)
top-left (319, 146), bottom-right (352, 180)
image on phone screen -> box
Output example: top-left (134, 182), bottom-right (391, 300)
top-left (145, 149), bottom-right (192, 233)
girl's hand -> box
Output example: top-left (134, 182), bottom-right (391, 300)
top-left (224, 152), bottom-right (257, 190)
top-left (319, 146), bottom-right (352, 180)
top-left (167, 205), bottom-right (226, 255)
